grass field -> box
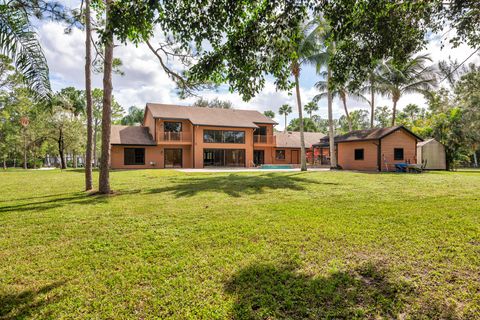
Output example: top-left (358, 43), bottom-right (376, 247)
top-left (0, 169), bottom-right (479, 319)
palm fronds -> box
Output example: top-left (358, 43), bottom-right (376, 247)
top-left (377, 54), bottom-right (437, 99)
top-left (0, 2), bottom-right (51, 100)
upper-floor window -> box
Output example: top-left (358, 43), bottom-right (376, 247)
top-left (256, 126), bottom-right (267, 136)
top-left (394, 148), bottom-right (404, 160)
top-left (203, 130), bottom-right (245, 144)
top-left (164, 121), bottom-right (182, 132)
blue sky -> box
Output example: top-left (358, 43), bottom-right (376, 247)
top-left (37, 1), bottom-right (480, 130)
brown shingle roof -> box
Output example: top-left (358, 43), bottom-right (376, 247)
top-left (275, 131), bottom-right (326, 148)
top-left (111, 125), bottom-right (156, 145)
top-left (313, 126), bottom-right (422, 146)
top-left (334, 126), bottom-right (403, 142)
top-left (146, 103), bottom-right (277, 128)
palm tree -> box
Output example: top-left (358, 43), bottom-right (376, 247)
top-left (290, 19), bottom-right (328, 171)
top-left (359, 61), bottom-right (381, 128)
top-left (263, 110), bottom-right (275, 119)
top-left (278, 104), bottom-right (292, 131)
top-left (314, 77), bottom-right (367, 132)
top-left (98, 0), bottom-right (114, 194)
top-left (308, 17), bottom-right (337, 168)
top-left (121, 106), bottom-right (144, 125)
top-left (0, 2), bottom-right (51, 99)
top-left (287, 118), bottom-right (318, 132)
top-left (84, 0), bottom-right (94, 191)
top-left (377, 54), bottom-right (437, 126)
top-left (304, 101), bottom-right (319, 118)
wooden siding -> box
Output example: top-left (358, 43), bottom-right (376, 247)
top-left (337, 141), bottom-right (379, 171)
top-left (380, 129), bottom-right (417, 171)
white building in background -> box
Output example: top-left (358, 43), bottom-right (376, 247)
top-left (417, 139), bottom-right (447, 170)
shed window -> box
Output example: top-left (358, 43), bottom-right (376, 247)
top-left (124, 148), bottom-right (145, 165)
top-left (394, 148), bottom-right (404, 160)
top-left (354, 149), bottom-right (364, 160)
top-left (275, 150), bottom-right (286, 160)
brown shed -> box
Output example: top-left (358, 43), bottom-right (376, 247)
top-left (313, 126), bottom-right (423, 171)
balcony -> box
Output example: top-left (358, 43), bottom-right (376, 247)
top-left (253, 134), bottom-right (276, 145)
top-left (158, 131), bottom-right (192, 144)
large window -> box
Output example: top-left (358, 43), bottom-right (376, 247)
top-left (203, 149), bottom-right (245, 167)
top-left (275, 150), bottom-right (286, 160)
top-left (203, 130), bottom-right (245, 143)
top-left (354, 149), bottom-right (364, 160)
top-left (164, 121), bottom-right (182, 132)
top-left (124, 148), bottom-right (145, 165)
top-left (394, 148), bottom-right (404, 160)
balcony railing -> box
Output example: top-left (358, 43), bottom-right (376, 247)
top-left (253, 134), bottom-right (276, 145)
top-left (159, 131), bottom-right (192, 142)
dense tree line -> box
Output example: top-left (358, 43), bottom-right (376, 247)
top-left (0, 55), bottom-right (142, 169)
top-left (1, 0), bottom-right (479, 192)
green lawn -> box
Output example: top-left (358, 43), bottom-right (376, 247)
top-left (0, 169), bottom-right (479, 319)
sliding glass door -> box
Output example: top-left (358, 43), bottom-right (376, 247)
top-left (164, 148), bottom-right (182, 168)
top-left (203, 149), bottom-right (245, 167)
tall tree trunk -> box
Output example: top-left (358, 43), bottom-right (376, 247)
top-left (391, 98), bottom-right (398, 126)
top-left (284, 115), bottom-right (287, 132)
top-left (93, 124), bottom-right (98, 167)
top-left (58, 129), bottom-right (66, 169)
top-left (98, 0), bottom-right (114, 194)
top-left (341, 94), bottom-right (352, 131)
top-left (23, 130), bottom-right (27, 169)
top-left (73, 151), bottom-right (78, 168)
top-left (294, 71), bottom-right (307, 171)
top-left (3, 156), bottom-right (6, 170)
top-left (473, 151), bottom-right (478, 168)
top-left (32, 148), bottom-right (36, 169)
top-left (370, 74), bottom-right (375, 128)
top-left (327, 64), bottom-right (337, 168)
top-left (84, 0), bottom-right (94, 190)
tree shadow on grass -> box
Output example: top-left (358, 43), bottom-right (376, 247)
top-left (0, 281), bottom-right (65, 319)
top-left (225, 262), bottom-right (447, 319)
top-left (0, 192), bottom-right (75, 204)
top-left (0, 189), bottom-right (140, 214)
top-left (147, 173), bottom-right (337, 198)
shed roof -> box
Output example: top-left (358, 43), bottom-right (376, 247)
top-left (110, 125), bottom-right (156, 145)
top-left (417, 138), bottom-right (439, 147)
top-left (146, 103), bottom-right (277, 128)
top-left (313, 126), bottom-right (422, 146)
top-left (275, 131), bottom-right (326, 148)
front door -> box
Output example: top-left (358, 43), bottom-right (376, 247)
top-left (291, 150), bottom-right (299, 164)
top-left (164, 148), bottom-right (182, 168)
top-left (254, 150), bottom-right (265, 165)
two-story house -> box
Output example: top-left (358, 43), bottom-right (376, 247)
top-left (111, 103), bottom-right (325, 169)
